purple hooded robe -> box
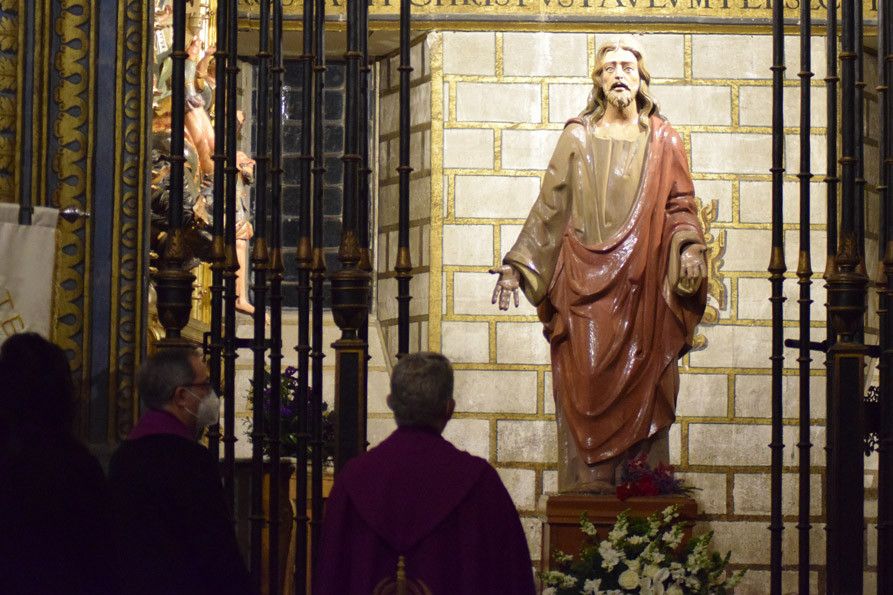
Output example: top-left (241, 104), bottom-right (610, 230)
top-left (314, 426), bottom-right (536, 595)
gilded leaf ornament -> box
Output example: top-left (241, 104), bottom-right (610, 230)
top-left (0, 95), bottom-right (13, 131)
top-left (0, 17), bottom-right (15, 52)
top-left (0, 135), bottom-right (12, 169)
top-left (0, 0), bottom-right (16, 202)
top-left (0, 57), bottom-right (14, 91)
top-left (0, 173), bottom-right (11, 196)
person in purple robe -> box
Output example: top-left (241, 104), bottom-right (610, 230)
top-left (108, 348), bottom-right (254, 595)
top-left (314, 352), bottom-right (537, 595)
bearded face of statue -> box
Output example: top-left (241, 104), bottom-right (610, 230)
top-left (599, 48), bottom-right (641, 111)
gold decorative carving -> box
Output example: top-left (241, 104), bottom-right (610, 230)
top-left (0, 55), bottom-right (14, 89)
top-left (51, 0), bottom-right (93, 409)
top-left (338, 228), bottom-right (361, 263)
top-left (0, 18), bottom-right (14, 52)
top-left (192, 262), bottom-right (213, 325)
top-left (0, 0), bottom-right (16, 201)
top-left (690, 198), bottom-right (726, 350)
top-left (240, 0), bottom-right (876, 24)
top-left (110, 0), bottom-right (150, 438)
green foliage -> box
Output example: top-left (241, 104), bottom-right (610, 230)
top-left (540, 506), bottom-right (745, 595)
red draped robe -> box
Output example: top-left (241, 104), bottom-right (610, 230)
top-left (505, 114), bottom-right (706, 468)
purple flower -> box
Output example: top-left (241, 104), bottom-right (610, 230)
top-left (285, 366), bottom-right (298, 378)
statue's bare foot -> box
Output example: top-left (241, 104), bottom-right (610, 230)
top-left (235, 298), bottom-right (254, 316)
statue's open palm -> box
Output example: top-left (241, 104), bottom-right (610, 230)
top-left (489, 265), bottom-right (521, 310)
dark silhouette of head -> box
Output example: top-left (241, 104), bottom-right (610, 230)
top-left (387, 352), bottom-right (456, 433)
top-left (0, 333), bottom-right (75, 434)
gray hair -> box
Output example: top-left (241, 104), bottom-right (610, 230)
top-left (137, 348), bottom-right (199, 410)
top-left (389, 352), bottom-right (454, 430)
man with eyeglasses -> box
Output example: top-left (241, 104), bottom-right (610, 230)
top-left (108, 348), bottom-right (253, 595)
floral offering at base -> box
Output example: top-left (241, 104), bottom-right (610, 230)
top-left (540, 505), bottom-right (744, 595)
top-left (615, 453), bottom-right (692, 501)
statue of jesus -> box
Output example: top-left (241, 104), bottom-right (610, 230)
top-left (491, 38), bottom-right (707, 493)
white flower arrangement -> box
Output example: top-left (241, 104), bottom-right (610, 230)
top-left (539, 505), bottom-right (745, 595)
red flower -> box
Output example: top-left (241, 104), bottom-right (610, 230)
top-left (616, 482), bottom-right (634, 501)
top-left (634, 475), bottom-right (660, 497)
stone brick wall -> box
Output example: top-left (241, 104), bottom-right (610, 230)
top-left (374, 37), bottom-right (433, 364)
top-left (409, 29), bottom-right (880, 592)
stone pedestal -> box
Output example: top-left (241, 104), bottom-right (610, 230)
top-left (541, 494), bottom-right (698, 571)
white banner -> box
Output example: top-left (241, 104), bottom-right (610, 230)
top-left (0, 204), bottom-right (59, 344)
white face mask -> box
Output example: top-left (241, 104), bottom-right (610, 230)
top-left (185, 388), bottom-right (220, 429)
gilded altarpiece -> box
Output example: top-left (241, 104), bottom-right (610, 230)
top-left (110, 1), bottom-right (152, 440)
top-left (0, 1), bottom-right (152, 443)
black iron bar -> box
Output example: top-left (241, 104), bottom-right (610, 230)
top-left (823, 0), bottom-right (839, 582)
top-left (294, 0), bottom-right (314, 588)
top-left (222, 0), bottom-right (240, 508)
top-left (309, 0), bottom-right (327, 572)
top-left (796, 2), bottom-right (813, 591)
top-left (826, 1), bottom-right (839, 261)
top-left (395, 0), bottom-right (413, 358)
top-left (267, 1), bottom-right (285, 593)
top-left (768, 0), bottom-right (786, 590)
top-left (855, 0), bottom-right (866, 259)
top-left (358, 0), bottom-right (373, 450)
top-left (169, 1), bottom-right (186, 233)
top-left (331, 0), bottom-right (371, 474)
top-left (249, 0), bottom-right (272, 587)
top-left (826, 0), bottom-right (867, 587)
top-left (342, 0), bottom-right (359, 253)
top-left (879, 0), bottom-right (893, 586)
top-left (152, 0), bottom-right (197, 350)
top-left (359, 0), bottom-right (371, 270)
top-left (785, 338), bottom-right (828, 352)
top-left (208, 0), bottom-right (229, 460)
top-left (882, 3), bottom-right (890, 258)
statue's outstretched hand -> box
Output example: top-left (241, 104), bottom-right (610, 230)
top-left (677, 244), bottom-right (707, 295)
top-left (489, 264), bottom-right (521, 311)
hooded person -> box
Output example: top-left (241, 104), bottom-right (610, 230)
top-left (108, 348), bottom-right (253, 595)
top-left (314, 352), bottom-right (536, 595)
